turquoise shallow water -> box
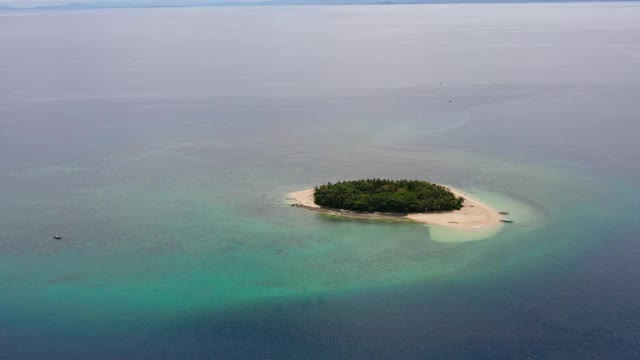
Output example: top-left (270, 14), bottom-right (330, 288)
top-left (2, 4), bottom-right (640, 358)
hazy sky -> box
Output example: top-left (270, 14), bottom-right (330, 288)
top-left (3, 0), bottom-right (634, 9)
top-left (0, 0), bottom-right (268, 8)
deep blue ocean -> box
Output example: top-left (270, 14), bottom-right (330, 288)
top-left (1, 3), bottom-right (640, 359)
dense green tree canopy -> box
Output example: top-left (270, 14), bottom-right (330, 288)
top-left (313, 179), bottom-right (464, 214)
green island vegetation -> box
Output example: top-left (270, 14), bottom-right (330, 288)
top-left (313, 179), bottom-right (465, 214)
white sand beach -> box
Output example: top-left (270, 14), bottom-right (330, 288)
top-left (406, 188), bottom-right (503, 230)
top-left (287, 189), bottom-right (320, 208)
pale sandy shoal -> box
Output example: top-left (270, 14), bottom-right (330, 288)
top-left (287, 187), bottom-right (504, 231)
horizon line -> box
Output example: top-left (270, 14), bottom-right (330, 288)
top-left (1, 0), bottom-right (638, 11)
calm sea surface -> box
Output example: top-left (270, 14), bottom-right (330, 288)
top-left (1, 3), bottom-right (640, 359)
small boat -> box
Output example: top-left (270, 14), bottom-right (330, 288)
top-left (500, 218), bottom-right (514, 223)
top-left (53, 235), bottom-right (62, 240)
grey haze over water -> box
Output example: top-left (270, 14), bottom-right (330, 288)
top-left (0, 0), bottom-right (637, 10)
top-left (1, 3), bottom-right (640, 359)
top-left (2, 3), bottom-right (639, 177)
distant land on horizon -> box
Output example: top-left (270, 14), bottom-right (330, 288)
top-left (0, 0), bottom-right (637, 11)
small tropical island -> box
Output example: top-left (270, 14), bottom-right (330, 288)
top-left (288, 179), bottom-right (505, 231)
